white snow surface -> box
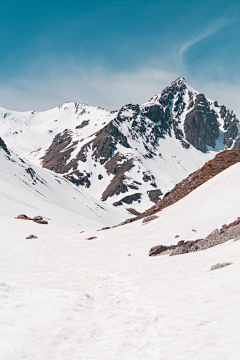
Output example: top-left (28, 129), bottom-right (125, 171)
top-left (1, 162), bottom-right (240, 359)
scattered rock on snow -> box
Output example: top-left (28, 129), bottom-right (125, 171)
top-left (149, 216), bottom-right (240, 257)
top-left (33, 216), bottom-right (44, 221)
top-left (142, 215), bottom-right (159, 224)
top-left (86, 236), bottom-right (97, 240)
top-left (34, 219), bottom-right (48, 224)
top-left (16, 214), bottom-right (33, 220)
top-left (210, 262), bottom-right (232, 271)
top-left (26, 235), bottom-right (38, 239)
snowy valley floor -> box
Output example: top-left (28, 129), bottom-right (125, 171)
top-left (1, 165), bottom-right (240, 359)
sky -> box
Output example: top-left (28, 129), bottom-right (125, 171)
top-left (0, 0), bottom-right (239, 116)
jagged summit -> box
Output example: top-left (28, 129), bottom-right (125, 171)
top-left (146, 77), bottom-right (198, 107)
top-left (168, 76), bottom-right (187, 88)
top-left (0, 79), bottom-right (239, 212)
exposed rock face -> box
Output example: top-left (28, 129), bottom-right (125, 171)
top-left (76, 122), bottom-right (131, 165)
top-left (76, 120), bottom-right (90, 129)
top-left (147, 189), bottom-right (162, 203)
top-left (101, 159), bottom-right (135, 201)
top-left (137, 150), bottom-right (240, 220)
top-left (184, 94), bottom-right (219, 152)
top-left (113, 193), bottom-right (141, 206)
top-left (149, 217), bottom-right (240, 257)
top-left (0, 137), bottom-right (10, 155)
top-left (126, 208), bottom-right (141, 216)
top-left (222, 106), bottom-right (239, 148)
top-left (41, 130), bottom-right (77, 173)
top-left (65, 170), bottom-right (91, 188)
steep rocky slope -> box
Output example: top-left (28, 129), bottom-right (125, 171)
top-left (1, 77), bottom-right (239, 212)
top-left (136, 150), bottom-right (240, 220)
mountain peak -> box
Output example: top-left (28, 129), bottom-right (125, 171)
top-left (171, 77), bottom-right (187, 86)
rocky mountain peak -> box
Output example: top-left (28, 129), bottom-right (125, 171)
top-left (1, 78), bottom-right (239, 213)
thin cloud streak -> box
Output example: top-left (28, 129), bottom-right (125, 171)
top-left (0, 66), bottom-right (177, 112)
top-left (178, 19), bottom-right (230, 64)
top-left (0, 64), bottom-right (239, 119)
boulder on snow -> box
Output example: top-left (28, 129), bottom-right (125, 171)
top-left (33, 216), bottom-right (48, 224)
top-left (34, 219), bottom-right (48, 224)
top-left (33, 216), bottom-right (43, 221)
top-left (86, 236), bottom-right (97, 240)
top-left (16, 214), bottom-right (32, 220)
top-left (210, 262), bottom-right (232, 271)
top-left (26, 234), bottom-right (38, 239)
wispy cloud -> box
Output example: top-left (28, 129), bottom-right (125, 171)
top-left (178, 19), bottom-right (230, 65)
top-left (0, 61), bottom-right (239, 119)
top-left (0, 65), bottom-right (177, 112)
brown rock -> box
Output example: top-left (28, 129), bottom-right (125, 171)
top-left (26, 235), bottom-right (38, 239)
top-left (137, 150), bottom-right (240, 221)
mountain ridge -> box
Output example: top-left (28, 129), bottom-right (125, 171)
top-left (1, 77), bottom-right (239, 212)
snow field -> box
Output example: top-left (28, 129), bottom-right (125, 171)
top-left (1, 162), bottom-right (240, 359)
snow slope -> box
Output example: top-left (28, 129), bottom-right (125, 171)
top-left (0, 143), bottom-right (129, 228)
top-left (1, 78), bottom-right (239, 212)
top-left (1, 162), bottom-right (240, 359)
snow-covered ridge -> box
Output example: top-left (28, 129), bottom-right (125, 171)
top-left (0, 78), bottom-right (239, 213)
top-left (0, 142), bottom-right (129, 228)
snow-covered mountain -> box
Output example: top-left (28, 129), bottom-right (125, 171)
top-left (1, 77), bottom-right (239, 212)
top-left (0, 137), bottom-right (128, 228)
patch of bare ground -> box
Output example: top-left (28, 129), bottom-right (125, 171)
top-left (101, 159), bottom-right (135, 201)
top-left (137, 150), bottom-right (240, 221)
top-left (149, 217), bottom-right (240, 257)
top-left (41, 130), bottom-right (77, 173)
top-left (126, 208), bottom-right (141, 216)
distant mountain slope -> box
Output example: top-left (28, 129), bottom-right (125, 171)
top-left (0, 137), bottom-right (128, 228)
top-left (136, 150), bottom-right (240, 220)
top-left (1, 77), bottom-right (239, 212)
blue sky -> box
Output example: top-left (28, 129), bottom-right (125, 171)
top-left (0, 0), bottom-right (239, 115)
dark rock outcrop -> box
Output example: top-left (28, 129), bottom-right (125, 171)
top-left (149, 217), bottom-right (240, 257)
top-left (65, 170), bottom-right (91, 188)
top-left (147, 189), bottom-right (162, 203)
top-left (76, 120), bottom-right (90, 129)
top-left (26, 234), bottom-right (38, 239)
top-left (184, 94), bottom-right (219, 152)
top-left (0, 137), bottom-right (10, 155)
top-left (101, 159), bottom-right (135, 201)
top-left (41, 130), bottom-right (77, 173)
top-left (113, 193), bottom-right (141, 206)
